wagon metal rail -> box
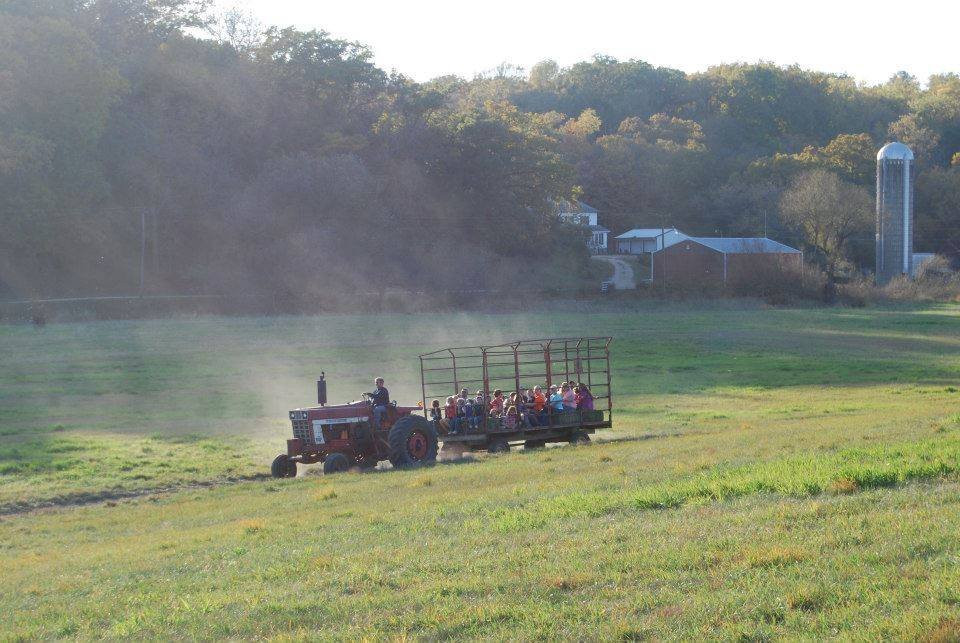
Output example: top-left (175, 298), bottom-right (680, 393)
top-left (418, 337), bottom-right (613, 446)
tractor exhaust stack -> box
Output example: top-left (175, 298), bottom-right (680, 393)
top-left (317, 372), bottom-right (326, 406)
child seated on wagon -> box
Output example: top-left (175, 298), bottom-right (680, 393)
top-left (444, 396), bottom-right (459, 434)
top-left (502, 405), bottom-right (519, 431)
top-left (430, 399), bottom-right (443, 431)
top-left (533, 386), bottom-right (548, 425)
top-left (561, 382), bottom-right (578, 411)
top-left (474, 390), bottom-right (487, 429)
top-left (455, 397), bottom-right (468, 432)
top-left (549, 386), bottom-right (564, 412)
top-left (575, 384), bottom-right (594, 411)
top-left (463, 396), bottom-right (480, 432)
top-left (489, 389), bottom-right (505, 417)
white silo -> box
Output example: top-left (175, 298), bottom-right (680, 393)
top-left (875, 142), bottom-right (914, 284)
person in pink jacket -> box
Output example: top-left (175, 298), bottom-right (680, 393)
top-left (561, 382), bottom-right (577, 410)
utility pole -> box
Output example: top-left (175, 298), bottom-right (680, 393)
top-left (152, 206), bottom-right (159, 285)
top-left (139, 208), bottom-right (146, 295)
top-left (660, 214), bottom-right (666, 292)
top-left (763, 210), bottom-right (768, 238)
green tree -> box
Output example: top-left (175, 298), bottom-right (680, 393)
top-left (887, 114), bottom-right (940, 164)
top-left (0, 11), bottom-right (126, 293)
top-left (915, 167), bottom-right (960, 256)
top-left (561, 109), bottom-right (602, 140)
top-left (780, 169), bottom-right (872, 279)
top-left (529, 59), bottom-right (559, 88)
top-left (821, 133), bottom-right (875, 184)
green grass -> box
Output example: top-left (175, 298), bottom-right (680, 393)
top-left (2, 302), bottom-right (960, 638)
top-left (0, 433), bottom-right (256, 511)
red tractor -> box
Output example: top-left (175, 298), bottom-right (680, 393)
top-left (272, 337), bottom-right (613, 476)
top-left (270, 373), bottom-right (438, 477)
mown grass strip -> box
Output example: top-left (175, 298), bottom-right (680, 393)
top-left (632, 434), bottom-right (960, 509)
top-left (471, 434), bottom-right (960, 532)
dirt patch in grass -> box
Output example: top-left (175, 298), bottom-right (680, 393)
top-left (920, 619), bottom-right (960, 643)
top-left (829, 477), bottom-right (860, 494)
top-left (744, 545), bottom-right (809, 568)
top-left (0, 472), bottom-right (269, 516)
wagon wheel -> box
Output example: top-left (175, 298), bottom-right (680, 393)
top-left (323, 452), bottom-right (351, 475)
top-left (388, 416), bottom-right (439, 468)
top-left (569, 431), bottom-right (591, 445)
top-left (487, 439), bottom-right (510, 454)
top-left (524, 440), bottom-right (546, 450)
top-left (271, 454), bottom-right (297, 478)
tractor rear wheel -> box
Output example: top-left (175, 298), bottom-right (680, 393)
top-left (323, 452), bottom-right (351, 474)
top-left (388, 415), bottom-right (439, 468)
top-left (569, 431), bottom-right (591, 445)
top-left (487, 439), bottom-right (510, 454)
top-left (271, 454), bottom-right (297, 478)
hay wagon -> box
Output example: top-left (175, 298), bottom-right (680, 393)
top-left (420, 337), bottom-right (613, 454)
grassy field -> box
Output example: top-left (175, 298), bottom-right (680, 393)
top-left (2, 302), bottom-right (960, 638)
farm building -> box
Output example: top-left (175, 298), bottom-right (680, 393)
top-left (652, 237), bottom-right (802, 287)
top-left (556, 200), bottom-right (609, 254)
top-left (615, 228), bottom-right (688, 254)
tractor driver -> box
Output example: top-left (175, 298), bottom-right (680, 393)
top-left (369, 377), bottom-right (390, 428)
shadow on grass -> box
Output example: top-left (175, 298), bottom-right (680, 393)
top-left (2, 306), bottom-right (958, 440)
top-left (616, 322), bottom-right (960, 394)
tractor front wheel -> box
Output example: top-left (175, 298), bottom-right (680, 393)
top-left (271, 454), bottom-right (297, 478)
top-left (388, 416), bottom-right (439, 468)
top-left (323, 452), bottom-right (351, 475)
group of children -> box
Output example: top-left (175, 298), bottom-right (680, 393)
top-left (429, 381), bottom-right (595, 434)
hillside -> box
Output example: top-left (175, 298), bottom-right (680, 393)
top-left (4, 1), bottom-right (960, 302)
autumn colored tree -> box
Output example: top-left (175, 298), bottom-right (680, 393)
top-left (780, 170), bottom-right (873, 278)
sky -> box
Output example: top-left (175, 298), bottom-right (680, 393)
top-left (224, 0), bottom-right (956, 86)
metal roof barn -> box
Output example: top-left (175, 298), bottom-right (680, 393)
top-left (652, 237), bottom-right (802, 287)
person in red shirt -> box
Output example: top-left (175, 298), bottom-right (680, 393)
top-left (444, 396), bottom-right (459, 434)
top-left (489, 389), bottom-right (505, 417)
top-left (533, 385), bottom-right (547, 424)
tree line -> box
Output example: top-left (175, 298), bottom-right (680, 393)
top-left (2, 0), bottom-right (959, 300)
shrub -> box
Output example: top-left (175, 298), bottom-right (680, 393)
top-left (841, 255), bottom-right (960, 303)
top-left (726, 258), bottom-right (828, 304)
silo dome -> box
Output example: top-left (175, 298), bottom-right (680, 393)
top-left (877, 141), bottom-right (914, 161)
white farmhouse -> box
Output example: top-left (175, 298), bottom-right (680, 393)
top-left (556, 200), bottom-right (610, 254)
